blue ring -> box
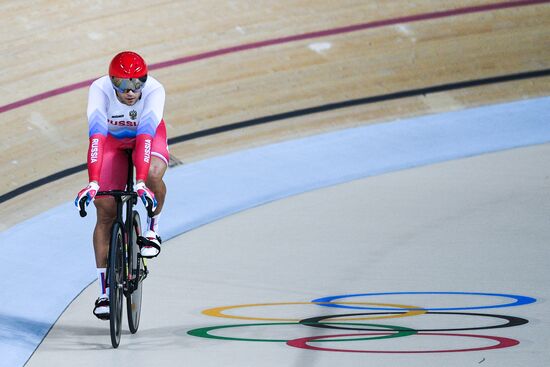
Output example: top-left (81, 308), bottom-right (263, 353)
top-left (311, 292), bottom-right (536, 311)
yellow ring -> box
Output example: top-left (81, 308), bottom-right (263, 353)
top-left (202, 302), bottom-right (426, 322)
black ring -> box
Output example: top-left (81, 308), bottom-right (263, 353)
top-left (299, 311), bottom-right (528, 332)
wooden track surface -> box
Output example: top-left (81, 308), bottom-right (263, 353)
top-left (1, 0), bottom-right (549, 230)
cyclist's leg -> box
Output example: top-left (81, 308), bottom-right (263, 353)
top-left (146, 156), bottom-right (167, 214)
top-left (93, 136), bottom-right (128, 266)
top-left (92, 136), bottom-right (128, 317)
top-left (146, 120), bottom-right (169, 224)
top-left (93, 198), bottom-right (117, 267)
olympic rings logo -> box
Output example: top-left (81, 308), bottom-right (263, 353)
top-left (187, 291), bottom-right (536, 354)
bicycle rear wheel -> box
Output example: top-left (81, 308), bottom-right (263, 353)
top-left (108, 222), bottom-right (124, 348)
top-left (127, 210), bottom-right (144, 333)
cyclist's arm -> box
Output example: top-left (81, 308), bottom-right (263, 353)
top-left (134, 85), bottom-right (166, 182)
top-left (86, 81), bottom-right (109, 182)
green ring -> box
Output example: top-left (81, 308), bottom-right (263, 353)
top-left (187, 322), bottom-right (416, 342)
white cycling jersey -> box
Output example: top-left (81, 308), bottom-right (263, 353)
top-left (87, 75), bottom-right (165, 139)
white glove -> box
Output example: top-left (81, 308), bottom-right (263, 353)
top-left (75, 182), bottom-right (100, 210)
top-left (134, 182), bottom-right (157, 215)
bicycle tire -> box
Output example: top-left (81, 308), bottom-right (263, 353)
top-left (127, 210), bottom-right (144, 333)
top-left (109, 221), bottom-right (124, 348)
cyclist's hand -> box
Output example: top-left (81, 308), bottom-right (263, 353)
top-left (75, 182), bottom-right (99, 215)
top-left (134, 181), bottom-right (157, 216)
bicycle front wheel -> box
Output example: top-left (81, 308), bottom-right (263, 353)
top-left (108, 221), bottom-right (124, 348)
top-left (127, 210), bottom-right (144, 333)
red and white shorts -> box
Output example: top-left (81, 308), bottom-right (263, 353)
top-left (96, 120), bottom-right (169, 193)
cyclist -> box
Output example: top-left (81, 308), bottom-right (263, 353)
top-left (75, 51), bottom-right (169, 320)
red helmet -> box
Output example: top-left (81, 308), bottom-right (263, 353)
top-left (109, 51), bottom-right (148, 78)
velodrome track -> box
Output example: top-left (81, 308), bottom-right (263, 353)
top-left (8, 97), bottom-right (550, 366)
top-left (1, 1), bottom-right (549, 366)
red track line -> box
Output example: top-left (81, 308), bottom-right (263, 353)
top-left (1, 0), bottom-right (548, 114)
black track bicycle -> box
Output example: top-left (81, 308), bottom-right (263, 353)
top-left (78, 151), bottom-right (150, 348)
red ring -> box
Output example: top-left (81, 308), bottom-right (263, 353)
top-left (287, 332), bottom-right (519, 353)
